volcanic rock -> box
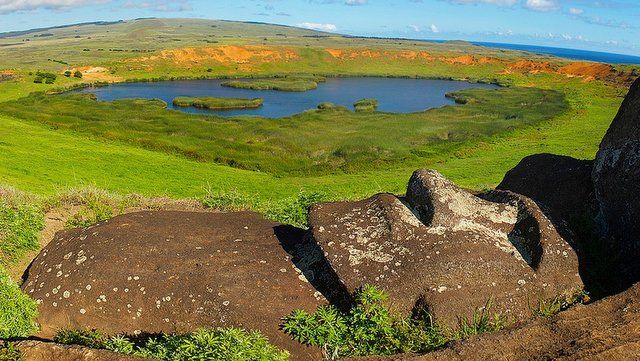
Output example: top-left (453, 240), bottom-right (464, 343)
top-left (593, 78), bottom-right (640, 260)
top-left (21, 211), bottom-right (323, 359)
top-left (306, 169), bottom-right (583, 326)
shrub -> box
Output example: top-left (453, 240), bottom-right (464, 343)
top-left (32, 77), bottom-right (43, 84)
top-left (73, 71), bottom-right (83, 79)
top-left (55, 328), bottom-right (289, 361)
top-left (282, 285), bottom-right (505, 359)
top-left (64, 71), bottom-right (72, 77)
top-left (0, 269), bottom-right (39, 339)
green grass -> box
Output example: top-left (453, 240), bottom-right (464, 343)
top-left (282, 285), bottom-right (505, 359)
top-left (0, 86), bottom-right (568, 177)
top-left (0, 269), bottom-right (38, 339)
top-left (221, 78), bottom-right (319, 92)
top-left (0, 190), bottom-right (44, 265)
top-left (55, 328), bottom-right (289, 361)
top-left (173, 96), bottom-right (263, 110)
top-left (353, 98), bottom-right (379, 112)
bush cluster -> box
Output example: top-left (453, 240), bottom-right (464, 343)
top-left (282, 285), bottom-right (506, 359)
top-left (55, 328), bottom-right (289, 361)
top-left (33, 71), bottom-right (56, 84)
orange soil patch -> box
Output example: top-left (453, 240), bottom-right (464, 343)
top-left (325, 48), bottom-right (433, 61)
top-left (558, 62), bottom-right (615, 80)
top-left (505, 60), bottom-right (555, 74)
top-left (136, 45), bottom-right (298, 66)
top-left (445, 55), bottom-right (476, 65)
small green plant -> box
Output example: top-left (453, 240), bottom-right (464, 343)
top-left (73, 71), bottom-right (83, 79)
top-left (532, 290), bottom-right (589, 318)
top-left (452, 299), bottom-right (506, 340)
top-left (266, 191), bottom-right (326, 228)
top-left (55, 328), bottom-right (289, 361)
top-left (0, 343), bottom-right (22, 361)
top-left (65, 198), bottom-right (113, 229)
top-left (64, 71), bottom-right (72, 77)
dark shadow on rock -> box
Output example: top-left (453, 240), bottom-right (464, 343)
top-left (273, 225), bottom-right (353, 310)
top-left (496, 153), bottom-right (633, 298)
top-left (479, 190), bottom-right (543, 270)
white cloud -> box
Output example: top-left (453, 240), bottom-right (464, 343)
top-left (430, 24), bottom-right (439, 33)
top-left (0, 0), bottom-right (109, 13)
top-left (525, 0), bottom-right (558, 12)
top-left (297, 22), bottom-right (337, 32)
top-left (569, 7), bottom-right (584, 15)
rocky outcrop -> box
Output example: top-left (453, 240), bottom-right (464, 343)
top-left (353, 282), bottom-right (640, 361)
top-left (12, 340), bottom-right (150, 361)
top-left (593, 78), bottom-right (640, 263)
top-left (306, 169), bottom-right (582, 326)
top-left (21, 211), bottom-right (323, 359)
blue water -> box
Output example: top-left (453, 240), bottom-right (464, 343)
top-left (472, 42), bottom-right (640, 65)
top-left (78, 78), bottom-right (498, 118)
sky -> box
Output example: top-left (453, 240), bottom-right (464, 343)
top-left (0, 0), bottom-right (639, 56)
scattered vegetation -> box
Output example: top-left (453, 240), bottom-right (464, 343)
top-left (353, 98), bottom-right (379, 112)
top-left (173, 96), bottom-right (263, 110)
top-left (282, 285), bottom-right (506, 359)
top-left (222, 78), bottom-right (319, 92)
top-left (55, 327), bottom-right (289, 361)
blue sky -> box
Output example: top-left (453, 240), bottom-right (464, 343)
top-left (1, 0), bottom-right (638, 55)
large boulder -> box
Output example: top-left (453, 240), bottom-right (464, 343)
top-left (353, 282), bottom-right (640, 361)
top-left (22, 211), bottom-right (323, 360)
top-left (306, 169), bottom-right (582, 326)
top-left (593, 78), bottom-right (640, 266)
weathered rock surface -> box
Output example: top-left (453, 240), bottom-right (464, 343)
top-left (593, 77), bottom-right (640, 276)
top-left (12, 340), bottom-right (150, 361)
top-left (353, 282), bottom-right (640, 361)
top-left (21, 211), bottom-right (323, 359)
top-left (306, 169), bottom-right (583, 326)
